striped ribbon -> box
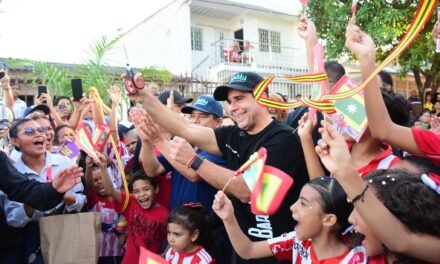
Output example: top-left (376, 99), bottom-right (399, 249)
top-left (90, 88), bottom-right (130, 213)
top-left (321, 0), bottom-right (437, 101)
top-left (253, 73), bottom-right (336, 112)
top-left (254, 0), bottom-right (436, 111)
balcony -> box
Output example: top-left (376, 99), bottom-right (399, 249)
top-left (205, 39), bottom-right (313, 99)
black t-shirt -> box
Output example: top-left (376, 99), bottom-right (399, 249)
top-left (214, 120), bottom-right (309, 264)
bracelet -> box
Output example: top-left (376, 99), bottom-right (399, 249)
top-left (349, 185), bottom-right (369, 204)
top-left (187, 155), bottom-right (197, 168)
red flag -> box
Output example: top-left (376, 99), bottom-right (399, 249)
top-left (75, 122), bottom-right (98, 161)
top-left (139, 247), bottom-right (167, 264)
top-left (299, 0), bottom-right (308, 7)
top-left (92, 123), bottom-right (111, 152)
top-left (237, 148), bottom-right (294, 215)
top-left (352, 0), bottom-right (357, 14)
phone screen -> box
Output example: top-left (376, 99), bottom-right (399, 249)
top-left (0, 72), bottom-right (5, 79)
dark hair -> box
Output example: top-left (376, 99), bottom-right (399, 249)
top-left (9, 118), bottom-right (33, 139)
top-left (324, 60), bottom-right (346, 86)
top-left (378, 71), bottom-right (393, 88)
top-left (431, 92), bottom-right (440, 104)
top-left (307, 177), bottom-right (353, 235)
top-left (400, 156), bottom-right (440, 175)
top-left (54, 124), bottom-right (74, 145)
top-left (53, 96), bottom-right (72, 107)
top-left (381, 89), bottom-right (410, 127)
top-left (167, 204), bottom-right (215, 254)
top-left (365, 169), bottom-right (440, 263)
top-left (131, 170), bottom-right (157, 189)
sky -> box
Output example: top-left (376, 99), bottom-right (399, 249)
top-left (0, 0), bottom-right (299, 65)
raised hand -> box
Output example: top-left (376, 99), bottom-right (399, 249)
top-left (298, 112), bottom-right (317, 139)
top-left (122, 72), bottom-right (150, 104)
top-left (297, 14), bottom-right (318, 46)
top-left (315, 121), bottom-right (353, 177)
top-left (212, 191), bottom-right (234, 221)
top-left (108, 85), bottom-right (122, 106)
top-left (51, 165), bottom-right (83, 193)
top-left (344, 16), bottom-right (376, 58)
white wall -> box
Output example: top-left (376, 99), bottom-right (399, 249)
top-left (190, 14), bottom-right (236, 76)
top-left (108, 0), bottom-right (192, 75)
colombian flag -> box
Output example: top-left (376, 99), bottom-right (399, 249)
top-left (238, 148), bottom-right (294, 215)
top-left (139, 247), bottom-right (167, 264)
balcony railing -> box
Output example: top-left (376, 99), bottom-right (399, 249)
top-left (208, 39), bottom-right (314, 99)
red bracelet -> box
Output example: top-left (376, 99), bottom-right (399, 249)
top-left (187, 155), bottom-right (198, 168)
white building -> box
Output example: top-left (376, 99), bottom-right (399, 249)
top-left (110, 0), bottom-right (311, 98)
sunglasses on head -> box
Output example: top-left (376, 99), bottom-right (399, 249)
top-left (21, 127), bottom-right (45, 136)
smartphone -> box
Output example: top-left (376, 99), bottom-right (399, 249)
top-left (0, 72), bottom-right (5, 79)
top-left (38, 86), bottom-right (47, 97)
top-left (71, 78), bottom-right (83, 101)
top-left (59, 104), bottom-right (66, 110)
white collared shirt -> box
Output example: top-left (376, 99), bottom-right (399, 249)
top-left (3, 152), bottom-right (86, 227)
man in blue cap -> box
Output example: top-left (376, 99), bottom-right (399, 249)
top-left (139, 94), bottom-right (230, 263)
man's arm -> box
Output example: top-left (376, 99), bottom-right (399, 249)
top-left (129, 82), bottom-right (221, 155)
top-left (167, 136), bottom-right (250, 202)
top-left (0, 152), bottom-right (82, 211)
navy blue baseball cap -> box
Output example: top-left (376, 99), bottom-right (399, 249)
top-left (181, 95), bottom-right (223, 118)
top-left (213, 72), bottom-right (264, 101)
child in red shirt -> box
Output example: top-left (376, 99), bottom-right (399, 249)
top-left (98, 153), bottom-right (169, 264)
top-left (85, 159), bottom-right (124, 263)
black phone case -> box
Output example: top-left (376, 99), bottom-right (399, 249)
top-left (38, 86), bottom-right (47, 97)
top-left (71, 79), bottom-right (83, 101)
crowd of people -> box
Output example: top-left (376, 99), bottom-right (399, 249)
top-left (0, 13), bottom-right (439, 264)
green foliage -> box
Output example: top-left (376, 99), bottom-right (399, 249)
top-left (139, 66), bottom-right (173, 82)
top-left (6, 32), bottom-right (173, 101)
top-left (307, 0), bottom-right (440, 93)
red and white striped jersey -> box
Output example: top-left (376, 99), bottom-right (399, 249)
top-left (267, 231), bottom-right (374, 264)
top-left (165, 246), bottom-right (215, 264)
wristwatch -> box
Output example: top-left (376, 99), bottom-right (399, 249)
top-left (190, 156), bottom-right (205, 171)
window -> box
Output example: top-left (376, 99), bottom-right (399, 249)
top-left (191, 27), bottom-right (203, 51)
top-left (270, 31), bottom-right (281, 53)
top-left (258, 29), bottom-right (281, 53)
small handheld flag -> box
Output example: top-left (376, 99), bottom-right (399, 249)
top-left (139, 247), bottom-right (167, 264)
top-left (236, 148), bottom-right (294, 215)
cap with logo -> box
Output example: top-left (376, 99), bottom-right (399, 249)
top-left (213, 72), bottom-right (264, 101)
top-left (181, 95), bottom-right (223, 118)
top-left (158, 90), bottom-right (193, 105)
top-left (23, 104), bottom-right (50, 118)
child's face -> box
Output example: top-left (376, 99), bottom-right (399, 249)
top-left (413, 121), bottom-right (423, 128)
top-left (132, 179), bottom-right (157, 209)
top-left (91, 170), bottom-right (108, 196)
top-left (167, 222), bottom-right (198, 253)
top-left (420, 112), bottom-right (431, 124)
top-left (290, 185), bottom-right (326, 241)
top-left (125, 136), bottom-right (137, 155)
top-left (349, 207), bottom-right (383, 256)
